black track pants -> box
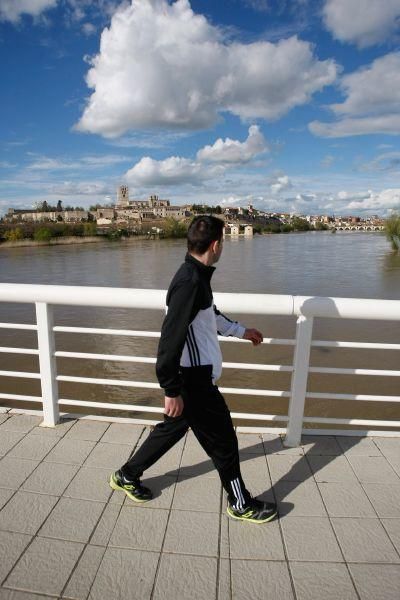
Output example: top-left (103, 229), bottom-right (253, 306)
top-left (121, 366), bottom-right (251, 508)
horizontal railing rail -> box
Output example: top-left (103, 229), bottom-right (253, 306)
top-left (0, 283), bottom-right (399, 446)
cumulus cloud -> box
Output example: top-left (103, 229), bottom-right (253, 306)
top-left (270, 174), bottom-right (292, 194)
top-left (323, 0), bottom-right (400, 48)
top-left (196, 126), bottom-right (267, 164)
top-left (0, 0), bottom-right (57, 23)
top-left (125, 156), bottom-right (224, 186)
top-left (76, 0), bottom-right (338, 137)
top-left (345, 189), bottom-right (400, 211)
top-left (125, 126), bottom-right (268, 186)
top-left (309, 52), bottom-right (400, 137)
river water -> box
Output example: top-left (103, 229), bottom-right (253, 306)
top-left (1, 231), bottom-right (399, 429)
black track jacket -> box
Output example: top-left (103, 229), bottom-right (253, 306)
top-left (156, 253), bottom-right (245, 397)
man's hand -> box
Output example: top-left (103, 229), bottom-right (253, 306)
top-left (243, 328), bottom-right (263, 346)
top-left (164, 395), bottom-right (184, 417)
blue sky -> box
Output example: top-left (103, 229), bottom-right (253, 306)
top-left (1, 0), bottom-right (400, 216)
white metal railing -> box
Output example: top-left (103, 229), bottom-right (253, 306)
top-left (0, 283), bottom-right (399, 446)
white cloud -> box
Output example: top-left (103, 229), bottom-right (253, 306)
top-left (0, 0), bottom-right (57, 23)
top-left (125, 126), bottom-right (268, 186)
top-left (76, 0), bottom-right (338, 137)
top-left (309, 52), bottom-right (400, 137)
top-left (82, 22), bottom-right (97, 35)
top-left (270, 174), bottom-right (292, 194)
top-left (321, 154), bottom-right (335, 167)
top-left (345, 189), bottom-right (400, 211)
top-left (323, 0), bottom-right (400, 48)
top-left (196, 126), bottom-right (267, 164)
top-left (48, 181), bottom-right (111, 195)
top-left (125, 156), bottom-right (224, 186)
top-left (360, 152), bottom-right (400, 172)
top-left (26, 154), bottom-right (131, 171)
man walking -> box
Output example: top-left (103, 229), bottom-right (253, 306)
top-left (110, 215), bottom-right (278, 523)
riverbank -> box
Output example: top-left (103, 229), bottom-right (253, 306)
top-left (0, 235), bottom-right (149, 249)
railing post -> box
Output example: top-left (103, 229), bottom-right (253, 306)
top-left (283, 315), bottom-right (314, 447)
top-left (36, 302), bottom-right (59, 426)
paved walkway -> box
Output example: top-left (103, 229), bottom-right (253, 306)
top-left (0, 410), bottom-right (399, 600)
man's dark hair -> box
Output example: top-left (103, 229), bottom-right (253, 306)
top-left (187, 215), bottom-right (224, 254)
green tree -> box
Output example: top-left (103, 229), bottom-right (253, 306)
top-left (83, 222), bottom-right (97, 236)
top-left (4, 227), bottom-right (24, 241)
top-left (291, 217), bottom-right (311, 231)
top-left (162, 218), bottom-right (187, 238)
top-left (34, 227), bottom-right (53, 242)
top-left (385, 213), bottom-right (400, 251)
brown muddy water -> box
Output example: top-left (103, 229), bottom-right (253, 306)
top-left (1, 232), bottom-right (399, 430)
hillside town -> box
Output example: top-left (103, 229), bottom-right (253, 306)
top-left (3, 185), bottom-right (385, 233)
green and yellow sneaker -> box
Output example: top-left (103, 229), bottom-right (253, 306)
top-left (109, 470), bottom-right (153, 503)
top-left (227, 497), bottom-right (278, 523)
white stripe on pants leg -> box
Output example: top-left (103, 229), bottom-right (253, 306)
top-left (231, 478), bottom-right (245, 510)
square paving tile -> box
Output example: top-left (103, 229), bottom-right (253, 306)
top-left (237, 434), bottom-right (265, 455)
top-left (164, 510), bottom-right (219, 557)
top-left (30, 419), bottom-right (76, 437)
top-left (307, 455), bottom-right (358, 483)
top-left (145, 442), bottom-right (185, 477)
top-left (63, 467), bottom-right (112, 503)
top-left (0, 531), bottom-right (32, 583)
top-left (88, 547), bottom-right (158, 600)
top-left (262, 433), bottom-right (294, 455)
top-left (317, 482), bottom-right (376, 517)
top-left (22, 462), bottom-right (79, 496)
top-left (64, 419), bottom-right (110, 442)
top-left (347, 456), bottom-right (400, 484)
top-left (386, 454), bottom-right (400, 477)
top-left (4, 536), bottom-right (83, 597)
top-left (290, 561), bottom-right (358, 600)
top-left (83, 442), bottom-right (132, 470)
top-left (336, 436), bottom-right (382, 456)
top-left (349, 564), bottom-right (400, 600)
top-left (100, 423), bottom-right (144, 446)
top-left (0, 415), bottom-right (42, 433)
top-left (172, 476), bottom-right (221, 512)
top-left (0, 491), bottom-right (58, 535)
top-left (0, 488), bottom-right (14, 511)
top-left (0, 589), bottom-right (51, 599)
top-left (62, 544), bottom-right (105, 600)
top-left (0, 432), bottom-right (26, 458)
top-left (231, 559), bottom-right (294, 599)
top-left (240, 454), bottom-right (271, 481)
top-left (218, 558), bottom-right (230, 600)
top-left (373, 437), bottom-right (400, 458)
top-left (0, 458), bottom-right (39, 490)
top-left (228, 516), bottom-right (284, 560)
top-left (44, 438), bottom-right (96, 465)
top-left (90, 503), bottom-right (121, 546)
top-left (7, 432), bottom-right (59, 461)
top-left (281, 516), bottom-right (343, 562)
top-left (153, 553), bottom-right (218, 600)
top-left (381, 518), bottom-right (400, 555)
top-left (38, 497), bottom-right (105, 543)
top-left (109, 506), bottom-right (168, 552)
top-left (134, 475), bottom-right (176, 510)
top-left (267, 455), bottom-right (313, 483)
top-left (362, 483), bottom-right (400, 517)
top-left (301, 435), bottom-right (342, 455)
top-left (331, 517), bottom-right (400, 563)
top-left (274, 481), bottom-right (327, 517)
